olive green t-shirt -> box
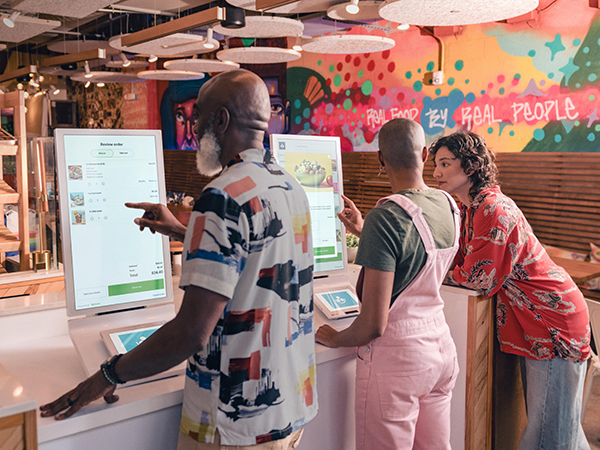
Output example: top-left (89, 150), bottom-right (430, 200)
top-left (354, 188), bottom-right (455, 305)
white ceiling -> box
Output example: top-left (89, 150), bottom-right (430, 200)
top-left (116, 0), bottom-right (213, 12)
top-left (0, 0), bottom-right (355, 48)
top-left (12, 0), bottom-right (116, 19)
top-left (0, 15), bottom-right (61, 43)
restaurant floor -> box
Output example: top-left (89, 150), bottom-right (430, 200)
top-left (584, 375), bottom-right (600, 449)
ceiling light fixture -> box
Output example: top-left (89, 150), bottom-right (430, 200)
top-left (328, 0), bottom-right (382, 20)
top-left (23, 91), bottom-right (29, 99)
top-left (301, 34), bottom-right (395, 54)
top-left (84, 61), bottom-right (93, 78)
top-left (3, 11), bottom-right (20, 28)
top-left (378, 0), bottom-right (539, 26)
top-left (29, 77), bottom-right (39, 88)
top-left (213, 16), bottom-right (304, 38)
top-left (0, 65), bottom-right (37, 84)
top-left (346, 0), bottom-right (360, 14)
top-left (163, 58), bottom-right (240, 73)
top-left (217, 47), bottom-right (301, 64)
top-left (292, 36), bottom-right (303, 52)
top-left (51, 85), bottom-right (60, 95)
top-left (97, 82), bottom-right (105, 87)
top-left (120, 53), bottom-right (131, 67)
top-left (204, 28), bottom-right (216, 49)
top-left (84, 81), bottom-right (91, 88)
top-left (42, 49), bottom-right (107, 69)
top-left (397, 23), bottom-right (410, 30)
top-left (148, 54), bottom-right (158, 63)
top-left (16, 83), bottom-right (23, 90)
top-left (121, 7), bottom-right (224, 47)
top-left (221, 3), bottom-right (246, 28)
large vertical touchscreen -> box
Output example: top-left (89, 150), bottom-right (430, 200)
top-left (56, 130), bottom-right (171, 316)
top-left (271, 134), bottom-right (345, 274)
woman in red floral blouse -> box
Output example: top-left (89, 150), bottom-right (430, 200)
top-left (430, 131), bottom-right (591, 450)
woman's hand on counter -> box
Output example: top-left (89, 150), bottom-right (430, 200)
top-left (338, 194), bottom-right (364, 237)
top-left (316, 324), bottom-right (341, 348)
top-left (316, 268), bottom-right (393, 348)
top-left (39, 371), bottom-right (119, 420)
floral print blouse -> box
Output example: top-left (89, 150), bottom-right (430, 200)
top-left (453, 186), bottom-right (590, 362)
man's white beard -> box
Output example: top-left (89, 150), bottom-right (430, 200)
top-left (196, 124), bottom-right (223, 177)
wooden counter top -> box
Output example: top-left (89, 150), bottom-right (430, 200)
top-left (550, 256), bottom-right (600, 285)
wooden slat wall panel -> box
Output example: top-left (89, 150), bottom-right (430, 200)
top-left (340, 151), bottom-right (600, 254)
top-left (163, 150), bottom-right (215, 200)
top-left (495, 153), bottom-right (599, 254)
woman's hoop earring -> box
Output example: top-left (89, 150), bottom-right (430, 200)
top-left (378, 165), bottom-right (385, 177)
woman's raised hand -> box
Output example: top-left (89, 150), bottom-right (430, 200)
top-left (338, 194), bottom-right (364, 237)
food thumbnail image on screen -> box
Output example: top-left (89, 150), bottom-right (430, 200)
top-left (71, 210), bottom-right (86, 225)
top-left (70, 192), bottom-right (84, 207)
top-left (286, 153), bottom-right (334, 189)
top-left (68, 165), bottom-right (83, 180)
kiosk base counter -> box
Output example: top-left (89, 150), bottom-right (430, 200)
top-left (68, 303), bottom-right (185, 388)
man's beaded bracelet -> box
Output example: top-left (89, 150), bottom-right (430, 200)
top-left (100, 354), bottom-right (126, 385)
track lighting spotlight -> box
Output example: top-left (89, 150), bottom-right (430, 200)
top-left (84, 61), bottom-right (93, 78)
top-left (204, 28), bottom-right (216, 49)
top-left (3, 11), bottom-right (20, 28)
top-left (120, 53), bottom-right (131, 67)
top-left (292, 36), bottom-right (303, 52)
top-left (345, 0), bottom-right (359, 14)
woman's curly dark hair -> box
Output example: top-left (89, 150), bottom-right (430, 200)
top-left (429, 131), bottom-right (499, 201)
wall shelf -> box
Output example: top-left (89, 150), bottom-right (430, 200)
top-left (0, 91), bottom-right (30, 272)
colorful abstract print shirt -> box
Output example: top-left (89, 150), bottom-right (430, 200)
top-left (453, 186), bottom-right (590, 362)
top-left (178, 148), bottom-right (317, 446)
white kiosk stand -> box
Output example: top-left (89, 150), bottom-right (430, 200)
top-left (270, 134), bottom-right (360, 319)
top-left (55, 128), bottom-right (184, 385)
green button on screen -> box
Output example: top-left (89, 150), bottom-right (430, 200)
top-left (314, 246), bottom-right (335, 256)
top-left (108, 279), bottom-right (165, 296)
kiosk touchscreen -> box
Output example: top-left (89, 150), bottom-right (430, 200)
top-left (270, 134), bottom-right (360, 319)
top-left (55, 128), bottom-right (182, 383)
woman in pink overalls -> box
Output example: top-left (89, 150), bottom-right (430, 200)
top-left (316, 118), bottom-right (461, 450)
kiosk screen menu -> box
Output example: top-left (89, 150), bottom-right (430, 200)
top-left (271, 134), bottom-right (345, 274)
top-left (56, 130), bottom-right (170, 314)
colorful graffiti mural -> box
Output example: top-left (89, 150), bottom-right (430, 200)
top-left (288, 0), bottom-right (600, 153)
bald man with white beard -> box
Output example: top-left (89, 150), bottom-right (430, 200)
top-left (41, 69), bottom-right (318, 450)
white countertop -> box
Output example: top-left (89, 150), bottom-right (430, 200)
top-left (0, 265), bottom-right (478, 446)
top-left (0, 288), bottom-right (356, 445)
top-left (0, 363), bottom-right (37, 419)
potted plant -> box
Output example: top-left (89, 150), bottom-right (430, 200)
top-left (346, 233), bottom-right (359, 264)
